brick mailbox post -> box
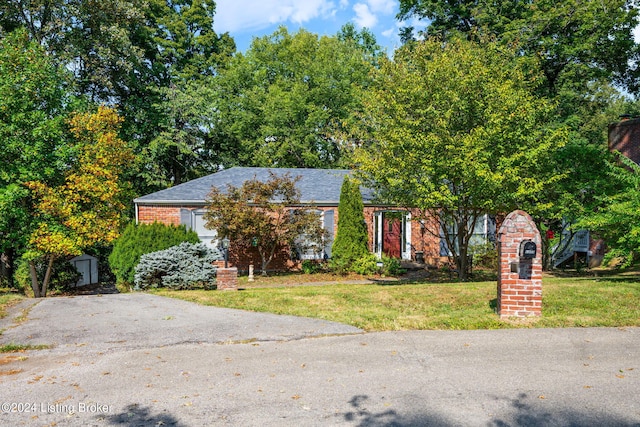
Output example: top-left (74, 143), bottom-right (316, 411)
top-left (497, 210), bottom-right (542, 318)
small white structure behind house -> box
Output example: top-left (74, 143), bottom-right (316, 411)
top-left (69, 254), bottom-right (99, 287)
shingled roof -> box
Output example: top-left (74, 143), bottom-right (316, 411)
top-left (134, 167), bottom-right (374, 206)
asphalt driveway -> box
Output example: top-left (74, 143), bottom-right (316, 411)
top-left (1, 293), bottom-right (639, 426)
top-left (0, 293), bottom-right (363, 352)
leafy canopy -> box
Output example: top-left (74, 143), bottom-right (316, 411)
top-left (25, 107), bottom-right (134, 296)
top-left (211, 26), bottom-right (380, 169)
top-left (397, 0), bottom-right (640, 97)
top-left (204, 172), bottom-right (326, 274)
top-left (353, 37), bottom-right (568, 279)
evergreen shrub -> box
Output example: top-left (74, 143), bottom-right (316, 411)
top-left (108, 222), bottom-right (200, 284)
top-left (134, 242), bottom-right (222, 290)
top-left (330, 176), bottom-right (369, 273)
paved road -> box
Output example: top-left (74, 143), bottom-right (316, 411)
top-left (0, 293), bottom-right (639, 426)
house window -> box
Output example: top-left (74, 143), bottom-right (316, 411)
top-left (181, 208), bottom-right (218, 246)
top-left (440, 214), bottom-right (496, 256)
top-left (293, 209), bottom-right (334, 260)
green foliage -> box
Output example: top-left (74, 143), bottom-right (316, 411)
top-left (109, 222), bottom-right (200, 285)
top-left (301, 260), bottom-right (322, 274)
top-left (397, 0), bottom-right (640, 98)
top-left (134, 242), bottom-right (221, 290)
top-left (330, 176), bottom-right (369, 273)
top-left (350, 254), bottom-right (403, 276)
top-left (577, 157), bottom-right (640, 268)
top-left (381, 256), bottom-right (403, 276)
top-left (353, 37), bottom-right (567, 280)
top-left (469, 242), bottom-right (498, 271)
top-left (212, 27), bottom-right (378, 168)
top-left (205, 172), bottom-right (326, 274)
top-left (350, 253), bottom-right (379, 275)
top-left (0, 30), bottom-right (70, 254)
top-left (0, 0), bottom-right (236, 195)
top-left (15, 256), bottom-right (80, 296)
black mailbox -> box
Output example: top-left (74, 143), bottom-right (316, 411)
top-left (519, 240), bottom-right (537, 259)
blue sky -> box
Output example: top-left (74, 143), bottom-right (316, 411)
top-left (214, 0), bottom-right (427, 54)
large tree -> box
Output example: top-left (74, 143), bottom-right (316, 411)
top-left (211, 26), bottom-right (381, 169)
top-left (0, 30), bottom-right (71, 288)
top-left (577, 156), bottom-right (640, 268)
top-left (397, 0), bottom-right (640, 97)
top-left (204, 172), bottom-right (325, 274)
top-left (352, 38), bottom-right (568, 279)
top-left (25, 107), bottom-right (134, 297)
top-left (0, 0), bottom-right (236, 192)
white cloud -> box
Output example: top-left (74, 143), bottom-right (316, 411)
top-left (353, 3), bottom-right (378, 28)
top-left (366, 0), bottom-right (395, 14)
top-left (352, 0), bottom-right (396, 30)
top-left (381, 27), bottom-right (395, 38)
top-left (215, 0), bottom-right (338, 33)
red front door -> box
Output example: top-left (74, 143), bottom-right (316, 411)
top-left (383, 215), bottom-right (402, 258)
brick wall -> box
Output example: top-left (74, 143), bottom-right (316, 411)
top-left (609, 117), bottom-right (640, 165)
top-left (138, 203), bottom-right (446, 272)
top-left (497, 210), bottom-right (542, 318)
top-left (137, 205), bottom-right (188, 225)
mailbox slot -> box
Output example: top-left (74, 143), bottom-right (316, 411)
top-left (519, 240), bottom-right (537, 259)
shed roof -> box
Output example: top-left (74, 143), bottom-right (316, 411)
top-left (134, 167), bottom-right (375, 206)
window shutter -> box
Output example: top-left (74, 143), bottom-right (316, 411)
top-left (180, 209), bottom-right (192, 229)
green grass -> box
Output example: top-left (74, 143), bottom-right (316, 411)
top-left (0, 343), bottom-right (50, 353)
top-left (154, 273), bottom-right (640, 331)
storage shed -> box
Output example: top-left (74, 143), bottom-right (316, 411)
top-left (69, 254), bottom-right (99, 287)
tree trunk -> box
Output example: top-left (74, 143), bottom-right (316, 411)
top-left (456, 219), bottom-right (469, 281)
top-left (41, 256), bottom-right (54, 297)
top-left (29, 261), bottom-right (42, 298)
top-left (1, 248), bottom-right (16, 289)
top-left (28, 256), bottom-right (55, 298)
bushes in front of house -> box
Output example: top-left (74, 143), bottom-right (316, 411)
top-left (330, 176), bottom-right (369, 273)
top-left (133, 242), bottom-right (222, 290)
top-left (350, 253), bottom-right (403, 276)
top-left (109, 222), bottom-right (200, 285)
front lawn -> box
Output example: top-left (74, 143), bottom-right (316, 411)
top-left (154, 272), bottom-right (640, 331)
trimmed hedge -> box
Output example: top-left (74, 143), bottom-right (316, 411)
top-left (108, 222), bottom-right (200, 284)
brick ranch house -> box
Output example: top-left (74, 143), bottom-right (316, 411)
top-left (134, 167), bottom-right (496, 272)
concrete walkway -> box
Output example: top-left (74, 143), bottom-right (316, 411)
top-left (0, 293), bottom-right (639, 426)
